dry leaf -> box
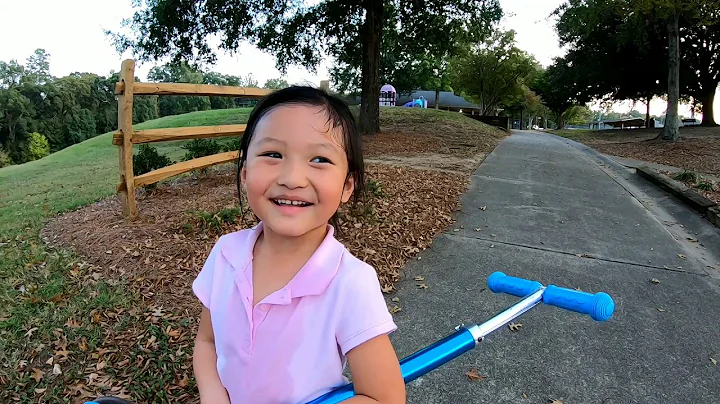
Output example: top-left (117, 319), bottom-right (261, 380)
top-left (522, 393), bottom-right (528, 399)
top-left (45, 356), bottom-right (53, 365)
top-left (650, 278), bottom-right (661, 284)
top-left (465, 368), bottom-right (486, 381)
top-left (508, 322), bottom-right (523, 332)
top-left (474, 228), bottom-right (481, 231)
top-left (479, 206), bottom-right (487, 211)
top-left (381, 284), bottom-right (394, 293)
top-left (417, 283), bottom-right (428, 289)
top-left (32, 368), bottom-right (44, 383)
top-left (414, 276), bottom-right (425, 281)
top-left (391, 297), bottom-right (400, 302)
top-left (389, 305), bottom-right (402, 314)
top-left (711, 357), bottom-right (717, 365)
top-left (53, 364), bottom-right (62, 375)
top-left (549, 400), bottom-right (564, 404)
top-left (96, 361), bottom-right (106, 371)
top-left (677, 254), bottom-right (686, 259)
top-left (687, 237), bottom-right (698, 242)
top-left (25, 327), bottom-right (38, 338)
top-left (178, 375), bottom-right (190, 387)
top-left (34, 388), bottom-right (47, 394)
top-left (657, 308), bottom-right (666, 312)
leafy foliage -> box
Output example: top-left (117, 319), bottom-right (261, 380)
top-left (181, 138), bottom-right (224, 161)
top-left (263, 78), bottom-right (290, 90)
top-left (132, 144), bottom-right (174, 177)
top-left (0, 147), bottom-right (13, 167)
top-left (26, 132), bottom-right (50, 161)
top-left (108, 0), bottom-right (503, 135)
top-left (449, 29), bottom-right (539, 115)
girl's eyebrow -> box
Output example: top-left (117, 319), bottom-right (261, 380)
top-left (255, 136), bottom-right (341, 153)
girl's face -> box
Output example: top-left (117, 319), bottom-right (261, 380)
top-left (241, 104), bottom-right (355, 238)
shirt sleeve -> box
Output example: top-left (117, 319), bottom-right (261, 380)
top-left (336, 263), bottom-right (398, 356)
top-left (192, 240), bottom-right (222, 309)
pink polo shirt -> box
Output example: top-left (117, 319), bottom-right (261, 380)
top-left (192, 222), bottom-right (397, 403)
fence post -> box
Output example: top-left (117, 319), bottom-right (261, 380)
top-left (117, 59), bottom-right (137, 218)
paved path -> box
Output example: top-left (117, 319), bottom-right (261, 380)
top-left (386, 131), bottom-right (720, 403)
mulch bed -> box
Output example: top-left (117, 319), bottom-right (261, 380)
top-left (43, 163), bottom-right (468, 316)
top-left (657, 169), bottom-right (720, 205)
top-left (589, 137), bottom-right (720, 177)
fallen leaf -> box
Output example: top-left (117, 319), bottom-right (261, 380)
top-left (25, 327), bottom-right (38, 338)
top-left (414, 276), bottom-right (425, 281)
top-left (657, 308), bottom-right (666, 312)
top-left (55, 348), bottom-right (70, 359)
top-left (522, 393), bottom-right (528, 399)
top-left (677, 254), bottom-right (686, 259)
top-left (178, 375), bottom-right (190, 387)
top-left (389, 305), bottom-right (402, 314)
top-left (96, 361), bottom-right (106, 371)
top-left (105, 250), bottom-right (112, 254)
top-left (381, 284), bottom-right (394, 293)
top-left (32, 368), bottom-right (44, 383)
top-left (549, 400), bottom-right (564, 404)
top-left (34, 388), bottom-right (47, 394)
top-left (45, 356), bottom-right (53, 365)
top-left (711, 357), bottom-right (717, 366)
top-left (53, 364), bottom-right (62, 375)
top-left (663, 265), bottom-right (671, 270)
top-left (474, 228), bottom-right (481, 231)
top-left (650, 278), bottom-right (661, 284)
top-left (417, 283), bottom-right (428, 289)
top-left (687, 237), bottom-right (698, 242)
top-left (391, 297), bottom-right (400, 302)
top-left (479, 206), bottom-right (487, 211)
top-left (465, 368), bottom-right (486, 381)
top-left (508, 322), bottom-right (523, 332)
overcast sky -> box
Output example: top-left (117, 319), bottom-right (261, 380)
top-left (2, 0), bottom-right (711, 118)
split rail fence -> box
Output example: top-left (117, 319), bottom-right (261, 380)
top-left (113, 59), bottom-right (273, 218)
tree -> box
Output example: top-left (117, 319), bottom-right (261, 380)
top-left (531, 59), bottom-right (589, 129)
top-left (148, 62), bottom-right (211, 116)
top-left (263, 78), bottom-right (290, 90)
top-left (449, 30), bottom-right (539, 116)
top-left (107, 0), bottom-right (503, 135)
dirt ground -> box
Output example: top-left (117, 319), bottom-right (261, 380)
top-left (558, 126), bottom-right (720, 177)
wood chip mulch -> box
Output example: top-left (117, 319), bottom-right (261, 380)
top-left (589, 137), bottom-right (720, 177)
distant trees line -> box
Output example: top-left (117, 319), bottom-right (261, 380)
top-left (0, 49), bottom-right (289, 166)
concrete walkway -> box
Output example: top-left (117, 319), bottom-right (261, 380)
top-left (386, 131), bottom-right (720, 403)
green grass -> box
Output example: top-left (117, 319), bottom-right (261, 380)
top-left (547, 129), bottom-right (596, 141)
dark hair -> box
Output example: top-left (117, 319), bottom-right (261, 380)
top-left (236, 86), bottom-right (365, 226)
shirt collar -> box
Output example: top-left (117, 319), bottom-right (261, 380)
top-left (220, 221), bottom-right (345, 301)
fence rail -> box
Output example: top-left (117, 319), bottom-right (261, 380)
top-left (114, 59), bottom-right (272, 218)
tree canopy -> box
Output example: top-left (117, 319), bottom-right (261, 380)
top-left (108, 0), bottom-right (503, 135)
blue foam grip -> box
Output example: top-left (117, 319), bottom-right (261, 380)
top-left (543, 285), bottom-right (615, 321)
top-left (488, 272), bottom-right (543, 297)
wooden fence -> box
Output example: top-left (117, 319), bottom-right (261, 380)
top-left (113, 59), bottom-right (273, 218)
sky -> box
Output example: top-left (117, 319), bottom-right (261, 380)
top-left (1, 0), bottom-right (715, 120)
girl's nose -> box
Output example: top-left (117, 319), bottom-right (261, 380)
top-left (276, 159), bottom-right (308, 189)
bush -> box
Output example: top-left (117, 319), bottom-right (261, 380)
top-left (697, 180), bottom-right (716, 191)
top-left (26, 132), bottom-right (50, 161)
top-left (182, 139), bottom-right (224, 161)
top-left (222, 137), bottom-right (242, 152)
top-left (0, 148), bottom-right (13, 168)
top-left (673, 170), bottom-right (698, 183)
top-left (133, 144), bottom-right (174, 177)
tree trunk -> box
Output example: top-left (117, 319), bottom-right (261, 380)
top-left (700, 89), bottom-right (718, 126)
top-left (435, 89), bottom-right (440, 109)
top-left (645, 95), bottom-right (651, 128)
top-left (359, 0), bottom-right (383, 136)
top-left (661, 13), bottom-right (681, 141)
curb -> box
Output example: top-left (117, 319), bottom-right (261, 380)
top-left (636, 166), bottom-right (719, 227)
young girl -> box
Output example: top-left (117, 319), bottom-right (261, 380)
top-left (192, 86), bottom-right (406, 404)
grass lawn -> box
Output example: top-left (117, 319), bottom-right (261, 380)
top-left (0, 106), bottom-right (504, 403)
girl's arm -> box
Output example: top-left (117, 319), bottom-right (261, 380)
top-left (344, 334), bottom-right (406, 403)
top-left (193, 307), bottom-right (231, 404)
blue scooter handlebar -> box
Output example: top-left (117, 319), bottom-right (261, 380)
top-left (488, 271), bottom-right (615, 321)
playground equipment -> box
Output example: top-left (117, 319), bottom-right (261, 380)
top-left (380, 84), bottom-right (397, 106)
top-left (85, 271), bottom-right (614, 404)
top-left (402, 96), bottom-right (427, 108)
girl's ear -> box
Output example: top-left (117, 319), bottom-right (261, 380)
top-left (341, 175), bottom-right (355, 203)
top-left (240, 163), bottom-right (247, 190)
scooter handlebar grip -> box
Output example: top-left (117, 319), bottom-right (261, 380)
top-left (488, 271), bottom-right (543, 297)
top-left (543, 285), bottom-right (615, 321)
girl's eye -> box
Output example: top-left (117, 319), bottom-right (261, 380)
top-left (260, 152), bottom-right (282, 159)
top-left (311, 156), bottom-right (332, 164)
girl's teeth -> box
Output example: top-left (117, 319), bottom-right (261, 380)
top-left (276, 199), bottom-right (307, 206)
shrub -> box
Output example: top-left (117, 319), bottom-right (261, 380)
top-left (697, 180), bottom-right (716, 191)
top-left (673, 170), bottom-right (698, 183)
top-left (367, 179), bottom-right (384, 198)
top-left (26, 132), bottom-right (50, 161)
top-left (190, 207), bottom-right (242, 232)
top-left (182, 139), bottom-right (224, 161)
top-left (0, 148), bottom-right (13, 168)
top-left (222, 137), bottom-right (242, 152)
top-left (133, 144), bottom-right (174, 177)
